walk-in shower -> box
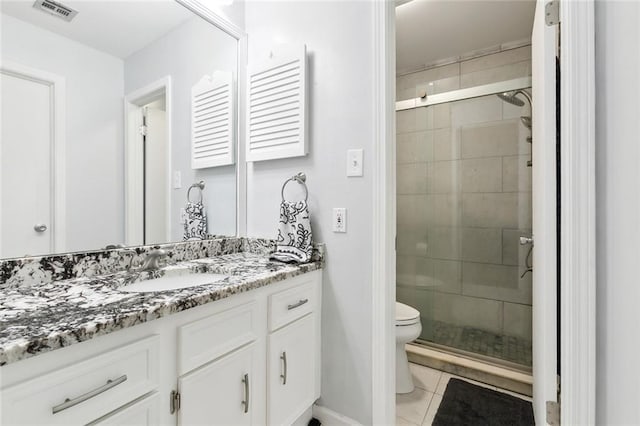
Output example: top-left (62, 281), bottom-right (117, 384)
top-left (396, 77), bottom-right (533, 369)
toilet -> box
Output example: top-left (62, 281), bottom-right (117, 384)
top-left (395, 302), bottom-right (421, 394)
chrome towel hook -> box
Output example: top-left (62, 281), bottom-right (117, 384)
top-left (281, 172), bottom-right (308, 202)
top-left (187, 181), bottom-right (205, 203)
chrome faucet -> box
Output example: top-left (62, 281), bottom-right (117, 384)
top-left (136, 249), bottom-right (168, 272)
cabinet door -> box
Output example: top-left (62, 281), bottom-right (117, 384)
top-left (268, 314), bottom-right (316, 426)
top-left (179, 343), bottom-right (259, 426)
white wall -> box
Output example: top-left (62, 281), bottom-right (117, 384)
top-left (1, 14), bottom-right (125, 253)
top-left (595, 1), bottom-right (640, 424)
top-left (244, 1), bottom-right (376, 423)
top-left (124, 16), bottom-right (238, 240)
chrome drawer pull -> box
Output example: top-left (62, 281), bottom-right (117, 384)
top-left (241, 373), bottom-right (250, 414)
top-left (280, 352), bottom-right (288, 385)
top-left (52, 375), bottom-right (128, 414)
top-left (287, 298), bottom-right (309, 310)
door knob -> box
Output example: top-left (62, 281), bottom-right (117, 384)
top-left (519, 236), bottom-right (533, 245)
top-left (34, 224), bottom-right (47, 233)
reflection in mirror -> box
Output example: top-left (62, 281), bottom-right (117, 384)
top-left (0, 0), bottom-right (238, 259)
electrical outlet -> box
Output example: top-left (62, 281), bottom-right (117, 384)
top-left (333, 208), bottom-right (346, 233)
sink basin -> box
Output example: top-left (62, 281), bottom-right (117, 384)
top-left (120, 272), bottom-right (228, 293)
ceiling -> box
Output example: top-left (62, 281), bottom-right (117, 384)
top-left (1, 0), bottom-right (194, 59)
top-left (396, 0), bottom-right (536, 74)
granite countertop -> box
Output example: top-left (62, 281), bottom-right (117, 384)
top-left (0, 251), bottom-right (322, 366)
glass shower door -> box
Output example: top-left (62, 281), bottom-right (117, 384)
top-left (396, 90), bottom-right (533, 368)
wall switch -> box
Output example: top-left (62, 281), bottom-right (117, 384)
top-left (333, 208), bottom-right (347, 233)
top-left (173, 171), bottom-right (182, 189)
top-left (347, 149), bottom-right (364, 177)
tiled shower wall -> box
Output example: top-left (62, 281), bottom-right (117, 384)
top-left (395, 46), bottom-right (533, 346)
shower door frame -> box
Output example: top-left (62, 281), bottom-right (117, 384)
top-left (395, 76), bottom-right (532, 111)
top-left (371, 1), bottom-right (596, 425)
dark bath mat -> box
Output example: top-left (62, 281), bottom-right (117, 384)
top-left (433, 378), bottom-right (534, 426)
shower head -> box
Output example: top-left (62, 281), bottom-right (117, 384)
top-left (497, 91), bottom-right (526, 107)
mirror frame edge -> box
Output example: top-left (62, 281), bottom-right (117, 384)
top-left (174, 0), bottom-right (248, 237)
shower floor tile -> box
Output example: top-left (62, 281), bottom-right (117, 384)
top-left (423, 320), bottom-right (532, 367)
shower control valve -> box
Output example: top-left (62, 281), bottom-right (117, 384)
top-left (519, 236), bottom-right (534, 246)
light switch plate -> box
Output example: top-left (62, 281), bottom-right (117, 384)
top-left (173, 171), bottom-right (182, 189)
top-left (347, 149), bottom-right (363, 177)
top-left (333, 208), bottom-right (347, 233)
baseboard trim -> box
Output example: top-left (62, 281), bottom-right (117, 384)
top-left (312, 404), bottom-right (362, 426)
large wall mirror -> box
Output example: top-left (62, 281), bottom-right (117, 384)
top-left (0, 0), bottom-right (241, 259)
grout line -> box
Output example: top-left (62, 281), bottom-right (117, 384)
top-left (419, 391), bottom-right (435, 425)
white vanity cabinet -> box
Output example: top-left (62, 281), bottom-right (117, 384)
top-left (0, 269), bottom-right (322, 426)
top-left (175, 300), bottom-right (264, 425)
top-left (267, 281), bottom-right (320, 426)
top-left (268, 315), bottom-right (316, 425)
top-left (1, 336), bottom-right (160, 425)
top-left (179, 343), bottom-right (260, 425)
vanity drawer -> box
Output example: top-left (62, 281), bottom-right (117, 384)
top-left (90, 392), bottom-right (160, 425)
top-left (178, 301), bottom-right (258, 375)
top-left (269, 279), bottom-right (315, 332)
top-left (1, 335), bottom-right (159, 425)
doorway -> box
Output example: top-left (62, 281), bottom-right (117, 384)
top-left (124, 77), bottom-right (172, 246)
top-left (372, 0), bottom-right (595, 424)
top-left (392, 1), bottom-right (559, 424)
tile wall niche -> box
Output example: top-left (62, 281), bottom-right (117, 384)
top-left (395, 46), bottom-right (533, 358)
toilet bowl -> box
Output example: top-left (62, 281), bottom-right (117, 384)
top-left (396, 302), bottom-right (421, 394)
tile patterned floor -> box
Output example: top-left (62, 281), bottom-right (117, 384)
top-left (422, 320), bottom-right (533, 367)
top-left (396, 363), bottom-right (532, 426)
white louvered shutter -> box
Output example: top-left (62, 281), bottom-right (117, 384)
top-left (191, 71), bottom-right (234, 169)
top-left (246, 45), bottom-right (307, 162)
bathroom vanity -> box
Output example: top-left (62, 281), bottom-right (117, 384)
top-left (0, 238), bottom-right (323, 425)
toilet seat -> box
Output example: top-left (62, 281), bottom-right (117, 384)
top-left (396, 302), bottom-right (420, 326)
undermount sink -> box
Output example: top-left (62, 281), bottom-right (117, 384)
top-left (120, 271), bottom-right (228, 293)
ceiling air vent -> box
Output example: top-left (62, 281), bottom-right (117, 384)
top-left (33, 0), bottom-right (78, 22)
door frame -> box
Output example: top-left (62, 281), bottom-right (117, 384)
top-left (0, 61), bottom-right (66, 256)
top-left (371, 1), bottom-right (596, 425)
top-left (558, 1), bottom-right (596, 424)
top-left (124, 76), bottom-right (172, 246)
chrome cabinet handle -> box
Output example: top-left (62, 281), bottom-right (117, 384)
top-left (34, 224), bottom-right (47, 233)
top-left (241, 373), bottom-right (250, 414)
top-left (287, 298), bottom-right (309, 310)
top-left (52, 375), bottom-right (127, 414)
top-left (280, 352), bottom-right (288, 385)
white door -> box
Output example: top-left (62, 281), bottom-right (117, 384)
top-left (144, 105), bottom-right (168, 245)
top-left (178, 343), bottom-right (258, 425)
top-left (531, 0), bottom-right (558, 423)
top-left (0, 71), bottom-right (52, 258)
